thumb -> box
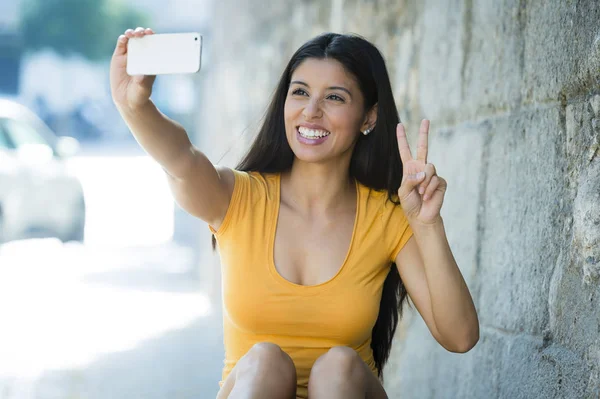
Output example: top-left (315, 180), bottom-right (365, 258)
top-left (398, 171), bottom-right (426, 197)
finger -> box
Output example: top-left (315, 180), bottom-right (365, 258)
top-left (124, 29), bottom-right (135, 38)
top-left (418, 163), bottom-right (437, 194)
top-left (399, 170), bottom-right (426, 198)
top-left (396, 123), bottom-right (413, 163)
top-left (134, 27), bottom-right (145, 36)
top-left (423, 176), bottom-right (440, 201)
top-left (145, 28), bottom-right (154, 34)
top-left (417, 119), bottom-right (429, 163)
top-left (113, 34), bottom-right (128, 56)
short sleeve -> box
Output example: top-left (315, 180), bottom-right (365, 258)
top-left (208, 169), bottom-right (251, 237)
top-left (389, 208), bottom-right (414, 262)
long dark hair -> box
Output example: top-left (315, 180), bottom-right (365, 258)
top-left (213, 33), bottom-right (410, 380)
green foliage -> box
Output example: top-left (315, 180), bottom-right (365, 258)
top-left (19, 0), bottom-right (149, 61)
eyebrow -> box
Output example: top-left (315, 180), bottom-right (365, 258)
top-left (290, 80), bottom-right (352, 98)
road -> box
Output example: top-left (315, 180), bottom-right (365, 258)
top-left (0, 144), bottom-right (224, 399)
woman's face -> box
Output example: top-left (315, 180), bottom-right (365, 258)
top-left (284, 57), bottom-right (370, 165)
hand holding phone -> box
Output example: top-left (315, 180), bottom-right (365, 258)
top-left (109, 28), bottom-right (202, 111)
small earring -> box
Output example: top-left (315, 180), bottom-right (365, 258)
top-left (362, 128), bottom-right (371, 136)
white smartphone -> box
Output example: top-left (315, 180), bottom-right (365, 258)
top-left (126, 32), bottom-right (202, 75)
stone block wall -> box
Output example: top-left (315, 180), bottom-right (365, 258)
top-left (194, 1), bottom-right (600, 397)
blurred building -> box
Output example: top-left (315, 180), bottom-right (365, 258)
top-left (0, 0), bottom-right (20, 27)
top-left (0, 0), bottom-right (23, 97)
top-left (2, 0), bottom-right (211, 141)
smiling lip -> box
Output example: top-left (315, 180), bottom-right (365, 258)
top-left (296, 127), bottom-right (330, 145)
top-left (297, 122), bottom-right (329, 132)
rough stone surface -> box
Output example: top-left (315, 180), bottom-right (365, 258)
top-left (431, 123), bottom-right (485, 287)
top-left (417, 0), bottom-right (465, 125)
top-left (462, 0), bottom-right (523, 119)
top-left (523, 1), bottom-right (600, 102)
top-left (478, 106), bottom-right (567, 335)
top-left (195, 1), bottom-right (600, 397)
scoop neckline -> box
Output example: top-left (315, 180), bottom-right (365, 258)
top-left (267, 172), bottom-right (361, 293)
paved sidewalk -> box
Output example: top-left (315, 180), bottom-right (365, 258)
top-left (0, 239), bottom-right (224, 399)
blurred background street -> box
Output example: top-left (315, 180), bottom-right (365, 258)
top-left (0, 0), bottom-right (224, 398)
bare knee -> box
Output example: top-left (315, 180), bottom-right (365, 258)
top-left (309, 346), bottom-right (367, 388)
top-left (237, 342), bottom-right (296, 391)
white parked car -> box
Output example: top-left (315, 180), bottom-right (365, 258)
top-left (0, 99), bottom-right (86, 243)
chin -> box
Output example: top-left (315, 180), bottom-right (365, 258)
top-left (290, 148), bottom-right (330, 164)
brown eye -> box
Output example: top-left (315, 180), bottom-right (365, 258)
top-left (327, 94), bottom-right (344, 102)
top-left (292, 88), bottom-right (308, 96)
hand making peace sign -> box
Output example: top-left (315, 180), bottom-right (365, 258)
top-left (397, 119), bottom-right (447, 225)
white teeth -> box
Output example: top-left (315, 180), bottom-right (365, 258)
top-left (298, 126), bottom-right (330, 138)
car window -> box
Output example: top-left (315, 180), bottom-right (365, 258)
top-left (0, 117), bottom-right (49, 148)
top-left (0, 126), bottom-right (12, 149)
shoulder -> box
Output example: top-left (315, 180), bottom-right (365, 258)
top-left (225, 169), bottom-right (279, 201)
top-left (212, 167), bottom-right (269, 200)
top-left (209, 170), bottom-right (279, 237)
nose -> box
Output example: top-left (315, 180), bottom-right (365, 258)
top-left (302, 97), bottom-right (323, 120)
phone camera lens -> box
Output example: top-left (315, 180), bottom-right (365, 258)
top-left (195, 37), bottom-right (198, 41)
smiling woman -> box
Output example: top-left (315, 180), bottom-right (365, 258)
top-left (111, 29), bottom-right (479, 399)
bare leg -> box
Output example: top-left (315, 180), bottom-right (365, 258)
top-left (307, 346), bottom-right (388, 399)
top-left (216, 342), bottom-right (297, 399)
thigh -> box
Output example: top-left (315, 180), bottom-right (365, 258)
top-left (349, 355), bottom-right (388, 399)
top-left (364, 367), bottom-right (388, 399)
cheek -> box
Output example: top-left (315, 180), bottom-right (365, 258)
top-left (329, 107), bottom-right (362, 135)
top-left (283, 99), bottom-right (299, 126)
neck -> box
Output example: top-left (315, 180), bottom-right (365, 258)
top-left (282, 157), bottom-right (355, 215)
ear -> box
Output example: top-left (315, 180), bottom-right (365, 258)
top-left (360, 103), bottom-right (378, 132)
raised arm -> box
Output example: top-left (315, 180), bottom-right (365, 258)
top-left (110, 27), bottom-right (234, 229)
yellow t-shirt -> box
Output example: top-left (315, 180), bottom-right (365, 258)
top-left (210, 170), bottom-right (413, 398)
